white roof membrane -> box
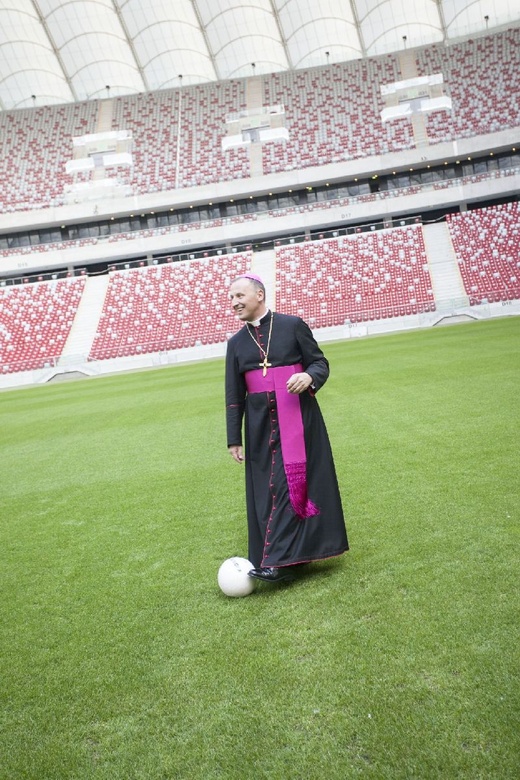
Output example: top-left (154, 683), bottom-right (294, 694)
top-left (0, 0), bottom-right (517, 110)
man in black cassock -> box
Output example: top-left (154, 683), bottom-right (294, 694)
top-left (225, 273), bottom-right (348, 583)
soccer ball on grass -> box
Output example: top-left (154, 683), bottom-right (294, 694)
top-left (218, 557), bottom-right (256, 597)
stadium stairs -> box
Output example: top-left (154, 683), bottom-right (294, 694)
top-left (251, 249), bottom-right (277, 305)
top-left (422, 223), bottom-right (473, 324)
top-left (54, 275), bottom-right (110, 378)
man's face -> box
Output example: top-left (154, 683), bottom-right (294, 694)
top-left (229, 278), bottom-right (265, 322)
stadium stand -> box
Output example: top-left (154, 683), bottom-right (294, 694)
top-left (0, 30), bottom-right (517, 213)
top-left (107, 83), bottom-right (250, 193)
top-left (446, 202), bottom-right (520, 304)
top-left (276, 225), bottom-right (435, 327)
top-left (262, 54), bottom-right (412, 172)
top-left (0, 277), bottom-right (86, 373)
top-left (88, 252), bottom-right (252, 360)
top-left (0, 103), bottom-right (96, 212)
top-left (416, 29), bottom-right (519, 142)
top-left (0, 23), bottom-right (518, 387)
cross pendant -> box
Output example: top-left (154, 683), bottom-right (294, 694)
top-left (260, 356), bottom-right (272, 376)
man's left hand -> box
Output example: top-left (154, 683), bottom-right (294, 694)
top-left (286, 372), bottom-right (313, 394)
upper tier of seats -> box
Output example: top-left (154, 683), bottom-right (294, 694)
top-left (416, 31), bottom-right (519, 142)
top-left (0, 277), bottom-right (86, 373)
top-left (0, 102), bottom-right (97, 213)
top-left (261, 54), bottom-right (411, 174)
top-left (446, 202), bottom-right (520, 304)
top-left (108, 82), bottom-right (250, 193)
top-left (1, 29), bottom-right (517, 212)
top-left (276, 225), bottom-right (435, 326)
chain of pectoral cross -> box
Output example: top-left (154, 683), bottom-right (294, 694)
top-left (246, 313), bottom-right (274, 376)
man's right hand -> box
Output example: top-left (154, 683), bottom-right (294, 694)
top-left (228, 445), bottom-right (244, 463)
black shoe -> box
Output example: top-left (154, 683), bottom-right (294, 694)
top-left (248, 567), bottom-right (295, 583)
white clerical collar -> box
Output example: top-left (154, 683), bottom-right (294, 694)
top-left (248, 308), bottom-right (270, 328)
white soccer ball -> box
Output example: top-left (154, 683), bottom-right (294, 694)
top-left (217, 557), bottom-right (256, 597)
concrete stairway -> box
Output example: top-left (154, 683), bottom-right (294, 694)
top-left (423, 223), bottom-right (469, 308)
top-left (59, 275), bottom-right (109, 365)
top-left (398, 50), bottom-right (418, 80)
top-left (251, 249), bottom-right (276, 306)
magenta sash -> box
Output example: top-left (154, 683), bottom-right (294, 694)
top-left (245, 363), bottom-right (320, 520)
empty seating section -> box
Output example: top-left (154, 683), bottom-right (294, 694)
top-left (0, 278), bottom-right (86, 373)
top-left (109, 82), bottom-right (248, 193)
top-left (88, 253), bottom-right (252, 360)
top-left (276, 227), bottom-right (435, 326)
top-left (107, 92), bottom-right (178, 194)
top-left (5, 202), bottom-right (519, 374)
top-left (1, 31), bottom-right (517, 213)
top-left (262, 56), bottom-right (412, 172)
top-left (446, 203), bottom-right (520, 304)
top-left (176, 82), bottom-right (249, 189)
top-left (416, 29), bottom-right (519, 142)
top-left (0, 103), bottom-right (96, 212)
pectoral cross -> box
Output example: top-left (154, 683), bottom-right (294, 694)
top-left (260, 356), bottom-right (272, 376)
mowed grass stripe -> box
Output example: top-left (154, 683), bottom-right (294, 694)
top-left (1, 317), bottom-right (519, 779)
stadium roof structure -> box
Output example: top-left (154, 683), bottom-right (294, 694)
top-left (0, 0), bottom-right (518, 111)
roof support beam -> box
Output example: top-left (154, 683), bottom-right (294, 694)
top-left (268, 0), bottom-right (293, 69)
top-left (31, 0), bottom-right (78, 102)
top-left (111, 0), bottom-right (149, 93)
top-left (191, 1), bottom-right (219, 80)
top-left (435, 0), bottom-right (449, 43)
top-left (349, 0), bottom-right (367, 58)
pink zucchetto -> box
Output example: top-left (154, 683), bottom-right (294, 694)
top-left (236, 272), bottom-right (264, 285)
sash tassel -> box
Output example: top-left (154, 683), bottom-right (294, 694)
top-left (285, 462), bottom-right (320, 520)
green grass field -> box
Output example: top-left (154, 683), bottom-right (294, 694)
top-left (1, 317), bottom-right (519, 779)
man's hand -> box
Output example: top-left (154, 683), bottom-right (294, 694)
top-left (286, 372), bottom-right (313, 394)
top-left (228, 445), bottom-right (244, 463)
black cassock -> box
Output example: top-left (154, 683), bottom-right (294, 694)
top-left (225, 310), bottom-right (349, 568)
